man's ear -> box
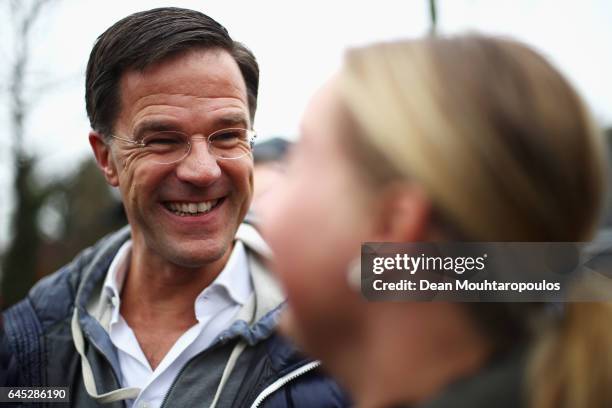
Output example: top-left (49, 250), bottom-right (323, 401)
top-left (89, 131), bottom-right (119, 187)
top-left (371, 183), bottom-right (431, 242)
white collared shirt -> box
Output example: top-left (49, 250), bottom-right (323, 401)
top-left (103, 240), bottom-right (252, 408)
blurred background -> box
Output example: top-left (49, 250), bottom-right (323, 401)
top-left (1, 0), bottom-right (611, 309)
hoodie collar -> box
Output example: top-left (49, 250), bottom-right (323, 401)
top-left (78, 223), bottom-right (284, 345)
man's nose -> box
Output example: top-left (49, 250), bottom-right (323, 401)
top-left (175, 138), bottom-right (221, 185)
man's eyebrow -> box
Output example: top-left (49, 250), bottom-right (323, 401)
top-left (132, 113), bottom-right (249, 138)
top-left (213, 113), bottom-right (249, 128)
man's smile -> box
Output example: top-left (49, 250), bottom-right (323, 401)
top-left (162, 197), bottom-right (225, 217)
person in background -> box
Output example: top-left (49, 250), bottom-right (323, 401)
top-left (261, 35), bottom-right (612, 408)
top-left (2, 7), bottom-right (347, 408)
top-left (251, 137), bottom-right (292, 213)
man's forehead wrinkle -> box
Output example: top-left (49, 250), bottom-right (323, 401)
top-left (129, 92), bottom-right (247, 111)
top-left (127, 98), bottom-right (249, 134)
top-left (203, 104), bottom-right (247, 117)
top-left (121, 70), bottom-right (247, 102)
top-left (115, 48), bottom-right (250, 135)
top-left (127, 93), bottom-right (246, 118)
top-left (119, 78), bottom-right (248, 115)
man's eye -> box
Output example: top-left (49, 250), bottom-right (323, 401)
top-left (145, 138), bottom-right (181, 145)
top-left (210, 129), bottom-right (247, 145)
top-left (143, 133), bottom-right (184, 147)
top-left (214, 131), bottom-right (239, 141)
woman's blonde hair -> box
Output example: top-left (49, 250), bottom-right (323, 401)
top-left (337, 35), bottom-right (612, 408)
top-left (338, 35), bottom-right (604, 241)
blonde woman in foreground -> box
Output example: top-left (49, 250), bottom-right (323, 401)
top-left (260, 35), bottom-right (612, 408)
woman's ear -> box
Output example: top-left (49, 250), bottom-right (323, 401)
top-left (89, 131), bottom-right (119, 187)
top-left (371, 183), bottom-right (431, 242)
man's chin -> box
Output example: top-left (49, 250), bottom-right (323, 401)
top-left (171, 251), bottom-right (227, 269)
top-left (152, 240), bottom-right (230, 269)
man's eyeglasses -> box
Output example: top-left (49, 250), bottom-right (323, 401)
top-left (109, 128), bottom-right (257, 165)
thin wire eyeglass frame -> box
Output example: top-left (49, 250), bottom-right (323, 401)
top-left (108, 127), bottom-right (257, 164)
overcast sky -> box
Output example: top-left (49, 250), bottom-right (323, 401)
top-left (1, 0), bottom-right (612, 247)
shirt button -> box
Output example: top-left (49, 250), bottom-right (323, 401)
top-left (138, 402), bottom-right (149, 408)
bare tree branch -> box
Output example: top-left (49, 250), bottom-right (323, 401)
top-left (9, 0), bottom-right (56, 159)
top-left (1, 0), bottom-right (59, 308)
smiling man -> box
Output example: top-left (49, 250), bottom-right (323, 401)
top-left (2, 8), bottom-right (347, 408)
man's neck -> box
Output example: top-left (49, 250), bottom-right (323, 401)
top-left (117, 239), bottom-right (233, 369)
top-left (121, 240), bottom-right (232, 319)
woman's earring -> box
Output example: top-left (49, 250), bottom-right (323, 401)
top-left (347, 257), bottom-right (361, 292)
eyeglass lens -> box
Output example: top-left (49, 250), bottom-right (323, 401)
top-left (139, 128), bottom-right (252, 164)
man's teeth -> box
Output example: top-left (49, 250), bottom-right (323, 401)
top-left (166, 200), bottom-right (219, 216)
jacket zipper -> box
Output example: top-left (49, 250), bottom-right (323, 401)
top-left (249, 360), bottom-right (321, 408)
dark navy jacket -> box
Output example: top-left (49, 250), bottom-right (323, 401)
top-left (0, 317), bottom-right (18, 387)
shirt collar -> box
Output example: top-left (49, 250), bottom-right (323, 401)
top-left (103, 240), bottom-right (132, 303)
top-left (102, 240), bottom-right (252, 316)
top-left (206, 240), bottom-right (251, 306)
